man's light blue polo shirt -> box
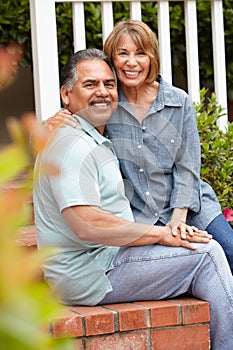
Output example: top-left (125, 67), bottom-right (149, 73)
top-left (33, 116), bottom-right (134, 306)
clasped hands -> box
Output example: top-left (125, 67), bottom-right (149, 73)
top-left (162, 218), bottom-right (212, 250)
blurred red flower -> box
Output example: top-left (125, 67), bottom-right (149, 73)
top-left (0, 43), bottom-right (23, 91)
top-left (223, 208), bottom-right (233, 222)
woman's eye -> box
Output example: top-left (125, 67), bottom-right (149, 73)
top-left (118, 51), bottom-right (127, 56)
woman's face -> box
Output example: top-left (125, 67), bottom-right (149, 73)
top-left (112, 34), bottom-right (151, 88)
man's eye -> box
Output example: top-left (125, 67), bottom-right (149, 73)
top-left (106, 83), bottom-right (115, 88)
top-left (85, 83), bottom-right (95, 88)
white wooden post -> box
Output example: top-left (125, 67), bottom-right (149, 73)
top-left (130, 2), bottom-right (142, 20)
top-left (157, 0), bottom-right (172, 84)
top-left (29, 0), bottom-right (61, 121)
top-left (211, 0), bottom-right (228, 130)
top-left (73, 2), bottom-right (86, 51)
top-left (101, 2), bottom-right (114, 43)
top-left (184, 0), bottom-right (200, 103)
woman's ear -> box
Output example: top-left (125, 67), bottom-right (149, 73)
top-left (60, 86), bottom-right (70, 106)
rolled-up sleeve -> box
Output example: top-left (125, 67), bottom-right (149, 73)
top-left (170, 96), bottom-right (201, 213)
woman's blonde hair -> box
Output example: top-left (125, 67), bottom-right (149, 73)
top-left (104, 20), bottom-right (160, 84)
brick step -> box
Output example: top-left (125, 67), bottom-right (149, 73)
top-left (50, 297), bottom-right (210, 350)
top-left (17, 226), bottom-right (211, 349)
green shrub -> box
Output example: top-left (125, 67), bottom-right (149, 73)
top-left (0, 45), bottom-right (74, 350)
top-left (195, 88), bottom-right (233, 214)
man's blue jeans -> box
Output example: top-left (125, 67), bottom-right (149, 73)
top-left (100, 240), bottom-right (233, 349)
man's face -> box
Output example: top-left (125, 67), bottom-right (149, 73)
top-left (61, 59), bottom-right (118, 129)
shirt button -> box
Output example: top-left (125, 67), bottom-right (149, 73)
top-left (145, 191), bottom-right (150, 196)
top-left (139, 168), bottom-right (144, 172)
top-left (138, 144), bottom-right (142, 149)
top-left (171, 139), bottom-right (175, 143)
top-left (154, 213), bottom-right (158, 217)
top-left (142, 126), bottom-right (146, 131)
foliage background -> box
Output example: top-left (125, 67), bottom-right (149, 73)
top-left (0, 0), bottom-right (232, 213)
top-left (0, 0), bottom-right (233, 105)
top-left (195, 89), bottom-right (233, 213)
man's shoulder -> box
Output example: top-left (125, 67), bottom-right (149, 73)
top-left (51, 125), bottom-right (94, 146)
top-left (41, 126), bottom-right (98, 163)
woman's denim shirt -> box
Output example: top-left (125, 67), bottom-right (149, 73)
top-left (105, 75), bottom-right (221, 230)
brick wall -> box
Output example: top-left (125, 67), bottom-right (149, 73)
top-left (50, 298), bottom-right (210, 349)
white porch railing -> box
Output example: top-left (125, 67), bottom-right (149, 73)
top-left (29, 0), bottom-right (228, 130)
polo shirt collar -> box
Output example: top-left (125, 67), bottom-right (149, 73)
top-left (72, 114), bottom-right (111, 146)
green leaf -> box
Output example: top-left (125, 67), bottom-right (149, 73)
top-left (0, 144), bottom-right (28, 185)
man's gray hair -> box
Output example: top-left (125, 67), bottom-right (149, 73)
top-left (60, 48), bottom-right (117, 91)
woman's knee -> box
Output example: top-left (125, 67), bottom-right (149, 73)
top-left (197, 239), bottom-right (225, 258)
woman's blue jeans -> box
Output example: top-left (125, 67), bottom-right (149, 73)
top-left (100, 240), bottom-right (233, 350)
top-left (206, 213), bottom-right (233, 274)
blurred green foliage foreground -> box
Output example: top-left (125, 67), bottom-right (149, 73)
top-left (0, 40), bottom-right (232, 350)
top-left (0, 43), bottom-right (73, 350)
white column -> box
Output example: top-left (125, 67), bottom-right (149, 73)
top-left (157, 0), bottom-right (172, 84)
top-left (73, 2), bottom-right (86, 51)
top-left (29, 0), bottom-right (60, 120)
top-left (130, 2), bottom-right (142, 20)
top-left (211, 0), bottom-right (228, 130)
top-left (101, 2), bottom-right (114, 44)
top-left (184, 0), bottom-right (200, 103)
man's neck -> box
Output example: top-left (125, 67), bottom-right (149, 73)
top-left (95, 124), bottom-right (105, 135)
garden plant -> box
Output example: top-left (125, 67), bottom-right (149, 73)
top-left (0, 44), bottom-right (73, 350)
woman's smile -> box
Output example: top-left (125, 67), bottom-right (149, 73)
top-left (113, 34), bottom-right (150, 88)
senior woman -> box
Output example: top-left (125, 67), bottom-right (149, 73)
top-left (47, 20), bottom-right (233, 274)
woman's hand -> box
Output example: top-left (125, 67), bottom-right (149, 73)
top-left (44, 109), bottom-right (79, 132)
top-left (168, 208), bottom-right (190, 239)
top-left (167, 220), bottom-right (202, 240)
top-left (159, 224), bottom-right (212, 250)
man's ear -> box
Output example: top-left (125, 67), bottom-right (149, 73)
top-left (60, 86), bottom-right (69, 106)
